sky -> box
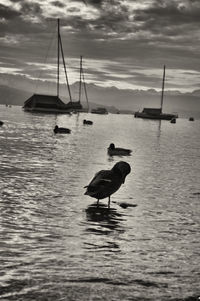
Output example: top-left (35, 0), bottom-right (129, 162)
top-left (0, 0), bottom-right (200, 93)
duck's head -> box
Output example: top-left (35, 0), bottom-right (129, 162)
top-left (112, 161), bottom-right (131, 183)
top-left (109, 143), bottom-right (115, 150)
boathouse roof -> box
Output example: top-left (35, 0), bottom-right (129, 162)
top-left (23, 94), bottom-right (66, 109)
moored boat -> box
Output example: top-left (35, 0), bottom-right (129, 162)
top-left (135, 108), bottom-right (178, 120)
top-left (134, 65), bottom-right (178, 120)
top-left (91, 107), bottom-right (108, 114)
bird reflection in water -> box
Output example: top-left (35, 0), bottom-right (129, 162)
top-left (85, 203), bottom-right (125, 234)
top-left (84, 203), bottom-right (125, 253)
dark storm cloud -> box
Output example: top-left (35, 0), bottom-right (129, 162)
top-left (134, 0), bottom-right (200, 35)
top-left (0, 4), bottom-right (21, 20)
top-left (68, 0), bottom-right (130, 36)
top-left (72, 0), bottom-right (104, 7)
top-left (0, 2), bottom-right (45, 37)
top-left (84, 0), bottom-right (104, 7)
top-left (20, 2), bottom-right (42, 15)
top-left (68, 0), bottom-right (200, 43)
top-left (51, 1), bottom-right (66, 8)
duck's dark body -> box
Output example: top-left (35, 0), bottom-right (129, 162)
top-left (0, 121), bottom-right (4, 126)
top-left (84, 161), bottom-right (131, 207)
top-left (85, 169), bottom-right (123, 200)
top-left (54, 125), bottom-right (71, 134)
top-left (83, 119), bottom-right (93, 125)
top-left (189, 117), bottom-right (194, 121)
top-left (108, 143), bottom-right (132, 156)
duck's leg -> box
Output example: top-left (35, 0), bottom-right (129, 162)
top-left (96, 199), bottom-right (99, 207)
top-left (108, 196), bottom-right (111, 208)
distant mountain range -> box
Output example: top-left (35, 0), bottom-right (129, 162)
top-left (0, 78), bottom-right (200, 117)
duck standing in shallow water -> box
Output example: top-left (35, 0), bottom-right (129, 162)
top-left (84, 161), bottom-right (131, 207)
top-left (108, 143), bottom-right (132, 156)
top-left (54, 125), bottom-right (71, 134)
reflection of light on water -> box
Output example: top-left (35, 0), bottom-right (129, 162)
top-left (0, 107), bottom-right (199, 300)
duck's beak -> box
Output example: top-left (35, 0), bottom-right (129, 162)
top-left (122, 174), bottom-right (126, 183)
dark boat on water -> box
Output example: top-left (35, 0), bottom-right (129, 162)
top-left (134, 65), bottom-right (178, 120)
top-left (91, 107), bottom-right (108, 114)
top-left (23, 19), bottom-right (85, 114)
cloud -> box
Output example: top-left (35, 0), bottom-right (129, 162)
top-left (51, 1), bottom-right (66, 8)
top-left (0, 0), bottom-right (200, 93)
top-left (71, 0), bottom-right (103, 7)
top-left (20, 2), bottom-right (42, 16)
top-left (134, 0), bottom-right (200, 33)
top-left (0, 3), bottom-right (21, 20)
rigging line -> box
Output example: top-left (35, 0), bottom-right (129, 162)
top-left (81, 67), bottom-right (89, 110)
top-left (35, 26), bottom-right (56, 94)
top-left (79, 56), bottom-right (82, 103)
top-left (59, 34), bottom-right (72, 102)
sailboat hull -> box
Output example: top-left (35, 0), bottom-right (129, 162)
top-left (134, 111), bottom-right (178, 120)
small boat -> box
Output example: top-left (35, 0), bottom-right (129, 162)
top-left (0, 121), bottom-right (4, 126)
top-left (54, 125), bottom-right (71, 134)
top-left (107, 143), bottom-right (132, 156)
top-left (134, 65), bottom-right (178, 120)
top-left (23, 19), bottom-right (84, 114)
top-left (83, 119), bottom-right (93, 125)
top-left (189, 117), bottom-right (194, 121)
top-left (91, 107), bottom-right (108, 114)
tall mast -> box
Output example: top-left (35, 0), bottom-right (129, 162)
top-left (57, 19), bottom-right (60, 97)
top-left (78, 55), bottom-right (82, 103)
top-left (160, 64), bottom-right (165, 112)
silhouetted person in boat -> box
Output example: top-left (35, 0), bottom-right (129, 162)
top-left (107, 143), bottom-right (132, 156)
top-left (84, 161), bottom-right (131, 208)
top-left (83, 119), bottom-right (93, 125)
top-left (54, 125), bottom-right (71, 134)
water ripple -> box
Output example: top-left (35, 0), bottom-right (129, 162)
top-left (0, 107), bottom-right (199, 300)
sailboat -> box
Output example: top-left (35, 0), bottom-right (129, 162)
top-left (23, 19), bottom-right (83, 114)
top-left (134, 65), bottom-right (178, 120)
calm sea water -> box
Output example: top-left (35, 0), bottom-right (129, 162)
top-left (0, 105), bottom-right (199, 301)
